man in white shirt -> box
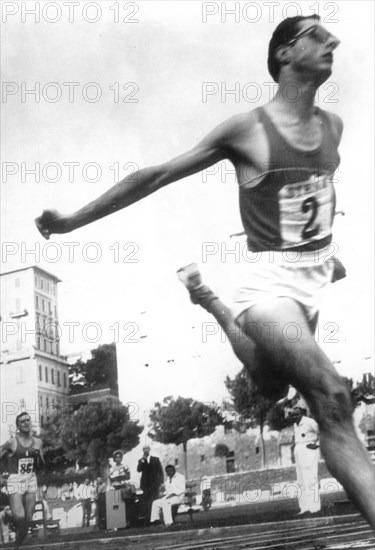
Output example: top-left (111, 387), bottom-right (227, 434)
top-left (78, 478), bottom-right (96, 527)
top-left (292, 404), bottom-right (321, 515)
top-left (150, 465), bottom-right (185, 526)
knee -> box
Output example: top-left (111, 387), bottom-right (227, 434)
top-left (312, 373), bottom-right (353, 426)
top-left (12, 510), bottom-right (25, 525)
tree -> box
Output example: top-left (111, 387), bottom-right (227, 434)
top-left (41, 396), bottom-right (142, 478)
top-left (344, 373), bottom-right (375, 408)
top-left (148, 396), bottom-right (223, 478)
top-left (69, 343), bottom-right (118, 395)
top-left (225, 368), bottom-right (284, 469)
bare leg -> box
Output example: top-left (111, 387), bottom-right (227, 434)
top-left (9, 492), bottom-right (32, 549)
top-left (177, 264), bottom-right (288, 400)
top-left (238, 298), bottom-right (375, 529)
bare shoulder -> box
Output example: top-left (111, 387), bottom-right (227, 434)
top-left (217, 110), bottom-right (260, 139)
top-left (321, 109), bottom-right (344, 143)
top-left (209, 109), bottom-right (261, 154)
top-left (33, 437), bottom-right (43, 448)
top-left (0, 437), bottom-right (16, 455)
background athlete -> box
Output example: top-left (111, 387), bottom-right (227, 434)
top-left (35, 15), bottom-right (374, 528)
top-left (0, 412), bottom-right (45, 549)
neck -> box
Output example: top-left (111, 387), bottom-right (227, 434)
top-left (274, 78), bottom-right (318, 120)
top-left (18, 432), bottom-right (32, 444)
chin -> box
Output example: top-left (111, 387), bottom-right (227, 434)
top-left (316, 68), bottom-right (332, 87)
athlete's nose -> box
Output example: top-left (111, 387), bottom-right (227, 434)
top-left (328, 34), bottom-right (340, 50)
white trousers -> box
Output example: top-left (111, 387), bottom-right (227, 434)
top-left (150, 496), bottom-right (182, 525)
top-left (295, 444), bottom-right (321, 513)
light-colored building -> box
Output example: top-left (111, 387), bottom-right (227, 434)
top-left (0, 266), bottom-right (69, 442)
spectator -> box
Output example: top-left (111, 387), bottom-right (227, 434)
top-left (150, 465), bottom-right (185, 527)
top-left (94, 477), bottom-right (107, 529)
top-left (78, 478), bottom-right (95, 528)
top-left (292, 403), bottom-right (321, 515)
top-left (200, 476), bottom-right (212, 511)
top-left (137, 445), bottom-right (163, 524)
top-left (108, 450), bottom-right (130, 490)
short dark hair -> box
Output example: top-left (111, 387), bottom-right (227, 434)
top-left (16, 412), bottom-right (30, 427)
top-left (165, 464), bottom-right (175, 471)
top-left (268, 15), bottom-right (321, 82)
top-left (112, 449), bottom-right (123, 459)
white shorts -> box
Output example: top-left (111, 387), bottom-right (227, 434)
top-left (231, 253), bottom-right (334, 323)
top-left (7, 473), bottom-right (37, 496)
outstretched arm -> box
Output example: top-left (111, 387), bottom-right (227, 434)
top-left (35, 118), bottom-right (238, 239)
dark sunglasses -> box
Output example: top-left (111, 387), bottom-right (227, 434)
top-left (284, 25), bottom-right (336, 47)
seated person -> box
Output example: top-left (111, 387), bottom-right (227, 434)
top-left (150, 465), bottom-right (185, 527)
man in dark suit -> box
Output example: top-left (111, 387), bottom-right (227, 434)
top-left (137, 445), bottom-right (163, 524)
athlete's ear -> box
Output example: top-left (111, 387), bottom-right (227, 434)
top-left (275, 46), bottom-right (291, 66)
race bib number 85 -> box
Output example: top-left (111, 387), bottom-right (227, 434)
top-left (18, 458), bottom-right (34, 475)
top-left (278, 174), bottom-right (335, 248)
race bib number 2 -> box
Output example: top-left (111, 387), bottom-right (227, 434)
top-left (278, 174), bottom-right (335, 248)
top-left (18, 458), bottom-right (34, 475)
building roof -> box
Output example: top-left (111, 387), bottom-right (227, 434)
top-left (0, 265), bottom-right (62, 282)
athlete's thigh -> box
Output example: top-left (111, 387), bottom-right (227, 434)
top-left (9, 493), bottom-right (25, 521)
top-left (237, 297), bottom-right (336, 390)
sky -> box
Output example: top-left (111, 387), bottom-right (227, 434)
top-left (1, 1), bottom-right (374, 423)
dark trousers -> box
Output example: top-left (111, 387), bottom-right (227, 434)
top-left (143, 489), bottom-right (159, 523)
top-left (81, 499), bottom-right (92, 527)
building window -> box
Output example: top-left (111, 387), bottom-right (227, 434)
top-left (42, 299), bottom-right (45, 312)
top-left (51, 369), bottom-right (55, 384)
top-left (201, 455), bottom-right (205, 463)
top-left (57, 371), bottom-right (61, 387)
top-left (63, 372), bottom-right (67, 388)
top-left (45, 367), bottom-right (48, 383)
top-left (226, 451), bottom-right (235, 474)
top-left (41, 279), bottom-right (44, 290)
top-left (39, 364), bottom-right (42, 381)
top-left (46, 281), bottom-right (50, 292)
top-left (35, 295), bottom-right (39, 310)
top-left (174, 458), bottom-right (178, 466)
top-left (43, 339), bottom-right (47, 351)
top-left (15, 278), bottom-right (20, 287)
top-left (36, 336), bottom-right (40, 349)
top-left (35, 276), bottom-right (38, 286)
top-left (255, 447), bottom-right (259, 455)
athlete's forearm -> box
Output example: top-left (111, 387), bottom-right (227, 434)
top-left (66, 166), bottom-right (164, 232)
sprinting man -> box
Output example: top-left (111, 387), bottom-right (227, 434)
top-left (0, 412), bottom-right (45, 549)
top-left (35, 15), bottom-right (375, 528)
top-left (177, 257), bottom-right (346, 402)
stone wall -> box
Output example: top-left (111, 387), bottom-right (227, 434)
top-left (151, 424), bottom-right (294, 480)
